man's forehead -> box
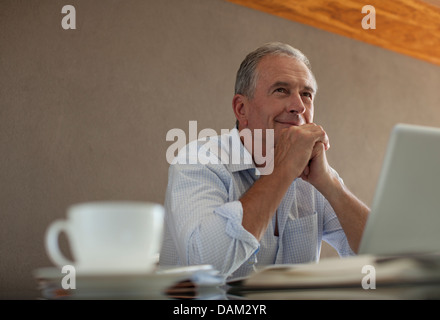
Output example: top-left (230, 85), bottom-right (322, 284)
top-left (256, 55), bottom-right (315, 89)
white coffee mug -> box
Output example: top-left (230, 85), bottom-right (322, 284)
top-left (45, 201), bottom-right (164, 273)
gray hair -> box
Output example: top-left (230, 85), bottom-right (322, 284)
top-left (234, 42), bottom-right (317, 99)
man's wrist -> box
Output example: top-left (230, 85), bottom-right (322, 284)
top-left (318, 172), bottom-right (345, 203)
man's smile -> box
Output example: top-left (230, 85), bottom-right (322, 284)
top-left (275, 119), bottom-right (303, 127)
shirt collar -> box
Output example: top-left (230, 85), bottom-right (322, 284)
top-left (225, 127), bottom-right (260, 175)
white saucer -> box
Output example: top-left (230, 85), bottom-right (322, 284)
top-left (33, 265), bottom-right (222, 299)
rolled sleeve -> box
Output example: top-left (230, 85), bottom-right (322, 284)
top-left (163, 163), bottom-right (259, 277)
top-left (214, 201), bottom-right (259, 249)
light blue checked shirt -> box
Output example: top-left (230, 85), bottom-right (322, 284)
top-left (159, 128), bottom-right (354, 280)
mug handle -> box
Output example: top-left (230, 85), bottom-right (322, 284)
top-left (45, 220), bottom-right (74, 267)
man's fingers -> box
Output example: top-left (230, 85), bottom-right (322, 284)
top-left (311, 124), bottom-right (330, 151)
top-left (311, 141), bottom-right (326, 159)
top-left (295, 123), bottom-right (330, 151)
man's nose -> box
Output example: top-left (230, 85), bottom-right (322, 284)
top-left (285, 93), bottom-right (306, 114)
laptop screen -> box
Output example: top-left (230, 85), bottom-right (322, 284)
top-left (359, 123), bottom-right (440, 255)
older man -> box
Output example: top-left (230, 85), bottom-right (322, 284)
top-left (160, 42), bottom-right (370, 279)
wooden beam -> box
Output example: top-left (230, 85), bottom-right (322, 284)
top-left (227, 0), bottom-right (440, 66)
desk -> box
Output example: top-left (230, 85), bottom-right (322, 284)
top-left (34, 253), bottom-right (440, 300)
top-left (33, 277), bottom-right (440, 300)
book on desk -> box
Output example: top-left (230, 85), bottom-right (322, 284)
top-left (227, 253), bottom-right (440, 299)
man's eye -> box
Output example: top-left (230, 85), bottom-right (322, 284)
top-left (274, 88), bottom-right (288, 94)
top-left (302, 92), bottom-right (313, 99)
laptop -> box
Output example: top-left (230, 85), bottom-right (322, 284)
top-left (358, 123), bottom-right (440, 255)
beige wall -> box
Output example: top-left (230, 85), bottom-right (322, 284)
top-left (1, 0), bottom-right (439, 298)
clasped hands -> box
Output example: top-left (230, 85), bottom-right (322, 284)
top-left (273, 123), bottom-right (334, 190)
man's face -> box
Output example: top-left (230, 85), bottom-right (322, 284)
top-left (242, 54), bottom-right (316, 147)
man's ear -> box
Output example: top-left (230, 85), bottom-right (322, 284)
top-left (232, 94), bottom-right (248, 128)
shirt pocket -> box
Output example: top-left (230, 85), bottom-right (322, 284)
top-left (282, 212), bottom-right (319, 264)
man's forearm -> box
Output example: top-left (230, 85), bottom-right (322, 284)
top-left (240, 168), bottom-right (293, 240)
top-left (319, 175), bottom-right (370, 253)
